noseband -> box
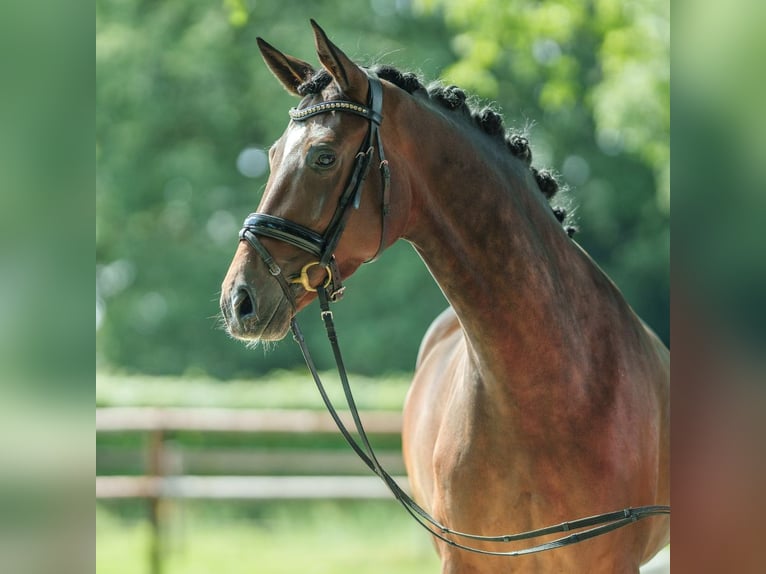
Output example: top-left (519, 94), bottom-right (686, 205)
top-left (236, 72), bottom-right (669, 556)
top-left (238, 71), bottom-right (390, 307)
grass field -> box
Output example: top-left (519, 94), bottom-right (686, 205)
top-left (97, 500), bottom-right (440, 574)
top-left (97, 501), bottom-right (669, 574)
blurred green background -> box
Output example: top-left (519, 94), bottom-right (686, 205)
top-left (97, 1), bottom-right (668, 572)
top-left (96, 0), bottom-right (669, 379)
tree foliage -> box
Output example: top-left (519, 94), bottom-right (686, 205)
top-left (97, 0), bottom-right (668, 379)
top-left (417, 0), bottom-right (669, 340)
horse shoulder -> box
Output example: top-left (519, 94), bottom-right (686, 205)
top-left (415, 306), bottom-right (462, 368)
top-left (404, 306), bottom-right (465, 509)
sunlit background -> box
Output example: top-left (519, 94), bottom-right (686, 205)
top-left (96, 0), bottom-right (670, 572)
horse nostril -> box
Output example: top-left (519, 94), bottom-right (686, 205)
top-left (232, 286), bottom-right (256, 321)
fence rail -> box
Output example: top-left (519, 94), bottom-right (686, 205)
top-left (97, 474), bottom-right (409, 499)
top-left (96, 406), bottom-right (403, 434)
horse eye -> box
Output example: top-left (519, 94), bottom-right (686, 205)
top-left (315, 152), bottom-right (336, 168)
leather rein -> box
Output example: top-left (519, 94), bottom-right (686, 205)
top-left (238, 71), bottom-right (670, 556)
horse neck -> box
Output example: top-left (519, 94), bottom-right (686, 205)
top-left (396, 105), bottom-right (625, 404)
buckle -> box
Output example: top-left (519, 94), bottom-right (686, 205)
top-left (328, 285), bottom-right (345, 302)
top-left (289, 261), bottom-right (333, 292)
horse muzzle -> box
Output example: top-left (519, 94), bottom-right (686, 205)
top-left (220, 276), bottom-right (294, 342)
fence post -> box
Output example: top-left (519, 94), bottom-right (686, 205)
top-left (147, 429), bottom-right (164, 574)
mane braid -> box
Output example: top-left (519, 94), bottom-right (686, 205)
top-left (296, 65), bottom-right (576, 236)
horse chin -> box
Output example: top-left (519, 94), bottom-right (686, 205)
top-left (225, 298), bottom-right (293, 343)
top-left (253, 316), bottom-right (292, 342)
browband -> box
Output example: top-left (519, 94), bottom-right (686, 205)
top-left (289, 100), bottom-right (382, 124)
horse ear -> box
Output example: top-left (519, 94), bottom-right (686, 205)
top-left (310, 19), bottom-right (368, 102)
top-left (257, 37), bottom-right (315, 96)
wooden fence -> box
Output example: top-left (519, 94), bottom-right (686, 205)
top-left (96, 407), bottom-right (408, 496)
top-left (96, 407), bottom-right (408, 574)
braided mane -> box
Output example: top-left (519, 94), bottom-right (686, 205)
top-left (297, 66), bottom-right (576, 236)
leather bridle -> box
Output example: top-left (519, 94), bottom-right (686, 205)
top-left (237, 71), bottom-right (670, 556)
top-left (239, 71), bottom-right (390, 307)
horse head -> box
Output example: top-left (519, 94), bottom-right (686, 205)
top-left (220, 21), bottom-right (403, 342)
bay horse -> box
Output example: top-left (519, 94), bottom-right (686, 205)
top-left (220, 21), bottom-right (669, 573)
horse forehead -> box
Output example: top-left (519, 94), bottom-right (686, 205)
top-left (266, 123), bottom-right (331, 184)
top-left (281, 122), bottom-right (336, 158)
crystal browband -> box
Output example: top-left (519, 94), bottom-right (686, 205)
top-left (289, 100), bottom-right (379, 123)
